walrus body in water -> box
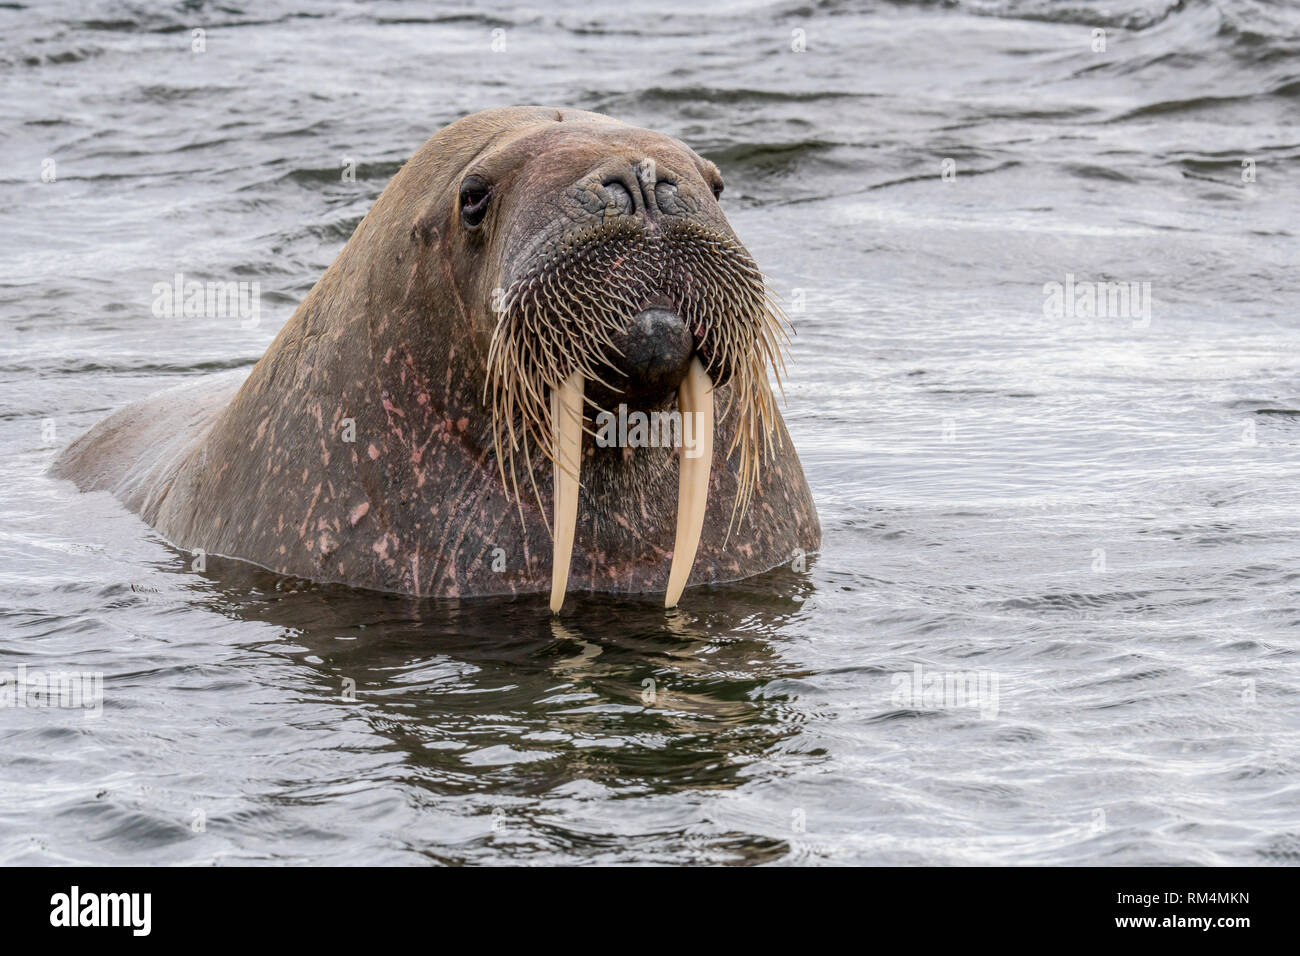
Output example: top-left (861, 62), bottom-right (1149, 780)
top-left (53, 107), bottom-right (820, 609)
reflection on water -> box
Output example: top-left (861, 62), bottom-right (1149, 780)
top-left (200, 555), bottom-right (818, 804)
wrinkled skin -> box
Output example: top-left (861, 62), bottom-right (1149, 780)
top-left (53, 107), bottom-right (820, 599)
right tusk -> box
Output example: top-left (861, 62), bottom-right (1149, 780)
top-left (549, 371), bottom-right (584, 614)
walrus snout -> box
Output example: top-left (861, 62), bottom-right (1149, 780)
top-left (600, 306), bottom-right (694, 408)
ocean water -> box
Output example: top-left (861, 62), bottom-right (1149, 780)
top-left (1, 0), bottom-right (1298, 864)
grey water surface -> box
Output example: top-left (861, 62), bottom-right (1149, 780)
top-left (2, 0), bottom-right (1298, 864)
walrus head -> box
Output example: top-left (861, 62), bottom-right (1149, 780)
top-left (424, 108), bottom-right (788, 610)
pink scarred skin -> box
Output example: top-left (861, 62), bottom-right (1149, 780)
top-left (53, 107), bottom-right (820, 599)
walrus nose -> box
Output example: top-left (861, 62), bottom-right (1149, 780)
top-left (610, 306), bottom-right (694, 406)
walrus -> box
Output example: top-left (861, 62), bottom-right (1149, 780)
top-left (53, 107), bottom-right (820, 610)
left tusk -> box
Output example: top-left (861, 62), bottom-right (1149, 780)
top-left (665, 356), bottom-right (714, 608)
top-left (549, 371), bottom-right (584, 614)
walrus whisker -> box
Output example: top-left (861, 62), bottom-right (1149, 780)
top-left (485, 215), bottom-right (792, 605)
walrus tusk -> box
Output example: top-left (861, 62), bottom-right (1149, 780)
top-left (549, 371), bottom-right (584, 613)
top-left (665, 356), bottom-right (714, 608)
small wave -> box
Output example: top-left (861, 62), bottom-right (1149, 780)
top-left (372, 13), bottom-right (517, 29)
top-left (612, 85), bottom-right (863, 107)
top-left (0, 358), bottom-right (258, 375)
top-left (278, 161), bottom-right (405, 186)
top-left (956, 0), bottom-right (1190, 31)
top-left (13, 46), bottom-right (102, 67)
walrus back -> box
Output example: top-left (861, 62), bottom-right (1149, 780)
top-left (50, 371), bottom-right (247, 526)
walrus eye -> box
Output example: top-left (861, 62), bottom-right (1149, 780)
top-left (459, 176), bottom-right (492, 228)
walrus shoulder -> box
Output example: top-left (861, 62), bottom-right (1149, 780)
top-left (51, 370), bottom-right (247, 522)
